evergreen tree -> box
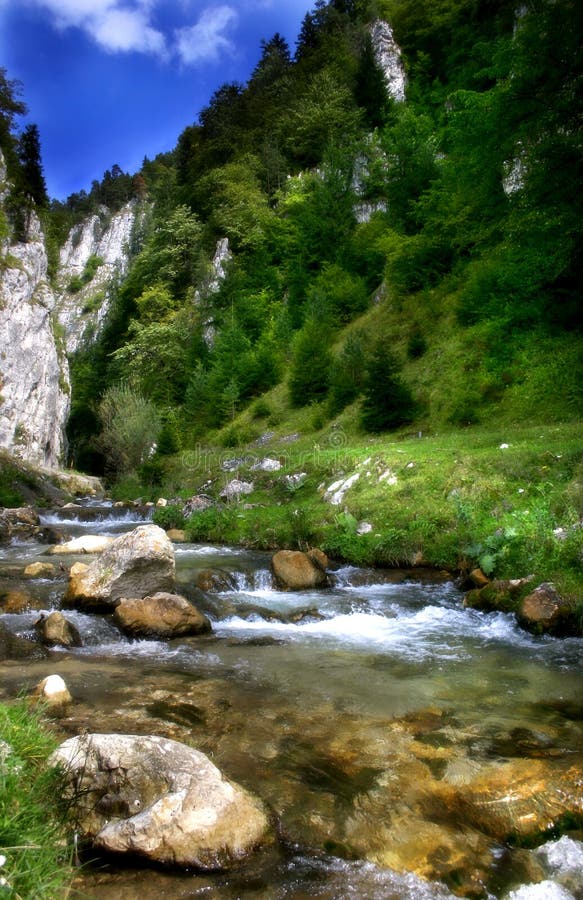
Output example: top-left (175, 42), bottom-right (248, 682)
top-left (360, 344), bottom-right (415, 432)
top-left (17, 124), bottom-right (48, 207)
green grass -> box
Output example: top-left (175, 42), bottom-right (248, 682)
top-left (0, 700), bottom-right (74, 898)
top-left (142, 420), bottom-right (583, 611)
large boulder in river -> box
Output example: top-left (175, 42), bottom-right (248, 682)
top-left (517, 582), bottom-right (573, 635)
top-left (272, 549), bottom-right (328, 590)
top-left (113, 592), bottom-right (211, 638)
top-left (49, 733), bottom-right (272, 868)
top-left (63, 524), bottom-right (175, 611)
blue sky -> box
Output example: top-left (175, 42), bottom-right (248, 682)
top-left (0, 0), bottom-right (315, 200)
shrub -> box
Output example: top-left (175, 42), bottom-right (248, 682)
top-left (96, 382), bottom-right (161, 477)
top-left (152, 504), bottom-right (186, 531)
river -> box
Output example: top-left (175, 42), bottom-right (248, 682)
top-left (1, 503), bottom-right (582, 899)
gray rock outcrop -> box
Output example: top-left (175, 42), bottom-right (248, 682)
top-left (370, 20), bottom-right (407, 103)
top-left (0, 152), bottom-right (70, 467)
top-left (64, 524), bottom-right (175, 610)
top-left (55, 201), bottom-right (144, 354)
top-left (50, 733), bottom-right (272, 868)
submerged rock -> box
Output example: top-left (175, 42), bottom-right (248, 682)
top-left (64, 524), bottom-right (175, 611)
top-left (23, 562), bottom-right (57, 578)
top-left (197, 568), bottom-right (237, 593)
top-left (113, 592), bottom-right (211, 639)
top-left (50, 733), bottom-right (272, 868)
top-left (272, 549), bottom-right (328, 590)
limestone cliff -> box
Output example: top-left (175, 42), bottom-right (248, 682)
top-left (0, 152), bottom-right (70, 467)
top-left (370, 19), bottom-right (407, 104)
top-left (56, 202), bottom-right (144, 354)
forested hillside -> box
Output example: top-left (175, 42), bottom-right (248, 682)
top-left (1, 0), bottom-right (581, 478)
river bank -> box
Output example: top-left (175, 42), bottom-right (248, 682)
top-left (1, 501), bottom-right (582, 898)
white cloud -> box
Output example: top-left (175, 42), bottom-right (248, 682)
top-left (92, 7), bottom-right (167, 55)
top-left (25, 0), bottom-right (168, 57)
top-left (176, 5), bottom-right (238, 65)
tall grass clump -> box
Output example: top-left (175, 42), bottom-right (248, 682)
top-left (0, 700), bottom-right (73, 898)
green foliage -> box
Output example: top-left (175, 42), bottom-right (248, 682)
top-left (185, 505), bottom-right (236, 543)
top-left (307, 264), bottom-right (369, 323)
top-left (67, 253), bottom-right (103, 293)
top-left (96, 382), bottom-right (161, 477)
top-left (0, 700), bottom-right (73, 898)
top-left (0, 460), bottom-right (33, 506)
top-left (152, 504), bottom-right (186, 531)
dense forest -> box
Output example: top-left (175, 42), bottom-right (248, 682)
top-left (1, 0), bottom-right (581, 480)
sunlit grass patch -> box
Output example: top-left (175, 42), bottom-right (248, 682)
top-left (0, 700), bottom-right (73, 899)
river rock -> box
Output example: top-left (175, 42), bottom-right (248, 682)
top-left (63, 524), bottom-right (175, 611)
top-left (0, 507), bottom-right (41, 540)
top-left (463, 577), bottom-right (533, 613)
top-left (35, 611), bottom-right (82, 648)
top-left (49, 733), bottom-right (272, 868)
top-left (517, 582), bottom-right (572, 635)
top-left (48, 535), bottom-right (114, 555)
top-left (272, 549), bottom-right (328, 590)
top-left (113, 593), bottom-right (211, 638)
top-left (167, 528), bottom-right (187, 542)
top-left (24, 561), bottom-right (57, 578)
top-left (32, 674), bottom-right (72, 706)
top-left (197, 568), bottom-right (237, 593)
top-left (469, 567), bottom-right (490, 588)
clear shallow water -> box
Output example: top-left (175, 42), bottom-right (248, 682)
top-left (1, 506), bottom-right (582, 899)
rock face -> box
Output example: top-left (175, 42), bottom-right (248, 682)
top-left (56, 202), bottom-right (143, 354)
top-left (50, 733), bottom-right (272, 868)
top-left (64, 524), bottom-right (175, 610)
top-left (0, 152), bottom-right (70, 466)
top-left (113, 592), bottom-right (211, 638)
top-left (370, 20), bottom-right (407, 103)
top-left (272, 549), bottom-right (328, 590)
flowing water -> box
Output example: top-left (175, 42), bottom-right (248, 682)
top-left (1, 504), bottom-right (582, 899)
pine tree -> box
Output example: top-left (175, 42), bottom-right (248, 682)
top-left (17, 124), bottom-right (48, 207)
top-left (361, 344), bottom-right (415, 432)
